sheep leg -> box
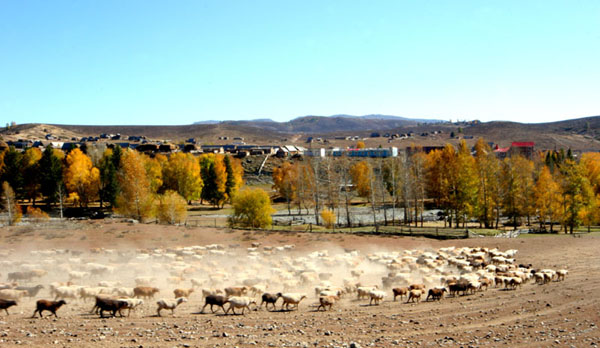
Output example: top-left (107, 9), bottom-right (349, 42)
top-left (53, 310), bottom-right (58, 318)
top-left (157, 308), bottom-right (162, 317)
top-left (171, 309), bottom-right (175, 315)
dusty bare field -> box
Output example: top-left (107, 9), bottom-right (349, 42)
top-left (0, 221), bottom-right (598, 348)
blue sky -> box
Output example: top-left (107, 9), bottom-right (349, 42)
top-left (1, 1), bottom-right (599, 125)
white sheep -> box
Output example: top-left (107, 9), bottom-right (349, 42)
top-left (0, 289), bottom-right (28, 301)
top-left (279, 293), bottom-right (307, 311)
top-left (225, 296), bottom-right (257, 315)
top-left (118, 298), bottom-right (144, 317)
top-left (556, 269), bottom-right (568, 281)
top-left (356, 286), bottom-right (378, 300)
top-left (54, 286), bottom-right (81, 301)
top-left (68, 271), bottom-right (90, 281)
top-left (156, 297), bottom-right (187, 316)
top-left (189, 278), bottom-right (204, 288)
top-left (368, 289), bottom-right (386, 305)
top-left (98, 281), bottom-right (121, 288)
top-left (201, 288), bottom-right (223, 298)
top-left (135, 276), bottom-right (156, 286)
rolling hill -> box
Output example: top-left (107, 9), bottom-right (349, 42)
top-left (2, 115), bottom-right (600, 152)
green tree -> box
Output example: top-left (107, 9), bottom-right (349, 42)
top-left (21, 147), bottom-right (42, 205)
top-left (0, 147), bottom-right (23, 198)
top-left (39, 145), bottom-right (64, 205)
top-left (224, 155), bottom-right (243, 203)
top-left (99, 148), bottom-right (119, 207)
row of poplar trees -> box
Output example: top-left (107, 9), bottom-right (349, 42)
top-left (0, 145), bottom-right (244, 223)
top-left (272, 138), bottom-right (600, 233)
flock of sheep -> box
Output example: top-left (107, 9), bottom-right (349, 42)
top-left (0, 242), bottom-right (568, 319)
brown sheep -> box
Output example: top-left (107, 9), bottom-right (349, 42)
top-left (426, 288), bottom-right (447, 301)
top-left (409, 284), bottom-right (426, 291)
top-left (201, 294), bottom-right (229, 313)
top-left (479, 278), bottom-right (493, 291)
top-left (224, 286), bottom-right (248, 297)
top-left (32, 299), bottom-right (67, 318)
top-left (173, 288), bottom-right (194, 298)
top-left (392, 287), bottom-right (408, 301)
top-left (317, 295), bottom-right (339, 311)
top-left (407, 289), bottom-right (423, 303)
top-left (260, 292), bottom-right (281, 311)
top-left (91, 296), bottom-right (128, 318)
top-left (133, 286), bottom-right (160, 299)
top-left (0, 299), bottom-right (17, 315)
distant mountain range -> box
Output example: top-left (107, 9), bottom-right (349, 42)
top-left (193, 114), bottom-right (443, 133)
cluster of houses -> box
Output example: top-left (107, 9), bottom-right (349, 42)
top-left (307, 130), bottom-right (447, 144)
top-left (3, 131), bottom-right (535, 160)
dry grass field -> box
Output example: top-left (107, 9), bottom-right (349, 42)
top-left (0, 221), bottom-right (598, 348)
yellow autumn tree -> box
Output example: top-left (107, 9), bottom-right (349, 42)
top-left (115, 149), bottom-right (155, 222)
top-left (474, 138), bottom-right (501, 228)
top-left (356, 141), bottom-right (366, 149)
top-left (157, 190), bottom-right (188, 224)
top-left (501, 155), bottom-right (534, 229)
top-left (425, 149), bottom-right (444, 207)
top-left (580, 152), bottom-right (600, 194)
top-left (558, 159), bottom-right (593, 233)
top-left (64, 148), bottom-right (100, 207)
top-left (439, 143), bottom-right (458, 226)
top-left (224, 155), bottom-right (244, 203)
top-left (449, 140), bottom-right (479, 228)
top-left (144, 153), bottom-right (165, 193)
top-left (163, 152), bottom-right (203, 203)
top-left (229, 188), bottom-right (274, 228)
top-left (272, 162), bottom-right (298, 215)
top-left (350, 160), bottom-right (373, 200)
top-left (533, 166), bottom-right (561, 232)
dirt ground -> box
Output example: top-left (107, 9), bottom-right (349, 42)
top-left (0, 220), bottom-right (598, 348)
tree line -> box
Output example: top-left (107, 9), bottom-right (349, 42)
top-left (0, 145), bottom-right (244, 224)
top-left (272, 139), bottom-right (599, 233)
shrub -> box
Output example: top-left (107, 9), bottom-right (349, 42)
top-left (26, 206), bottom-right (49, 222)
top-left (229, 188), bottom-right (274, 228)
top-left (157, 190), bottom-right (187, 225)
top-left (321, 209), bottom-right (336, 228)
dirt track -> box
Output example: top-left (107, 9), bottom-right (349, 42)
top-left (0, 222), bottom-right (598, 348)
